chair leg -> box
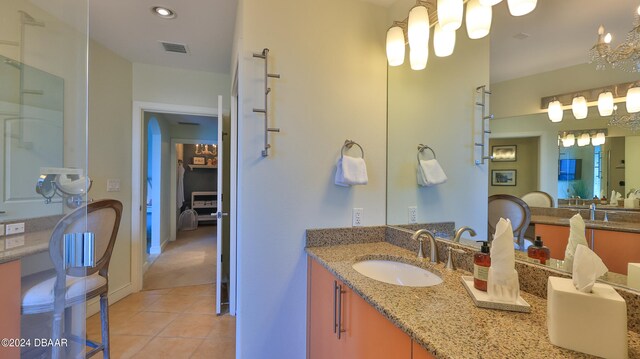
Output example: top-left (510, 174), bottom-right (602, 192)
top-left (100, 294), bottom-right (110, 359)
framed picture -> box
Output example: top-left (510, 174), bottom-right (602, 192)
top-left (492, 145), bottom-right (517, 162)
top-left (192, 157), bottom-right (205, 165)
top-left (491, 169), bottom-right (517, 186)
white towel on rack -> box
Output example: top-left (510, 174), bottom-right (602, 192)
top-left (335, 155), bottom-right (368, 187)
top-left (417, 159), bottom-right (447, 187)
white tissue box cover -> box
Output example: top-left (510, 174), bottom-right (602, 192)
top-left (624, 198), bottom-right (639, 209)
top-left (628, 263), bottom-right (640, 291)
top-left (547, 277), bottom-right (628, 359)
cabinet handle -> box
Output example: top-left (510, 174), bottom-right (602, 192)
top-left (333, 281), bottom-right (338, 334)
top-left (337, 284), bottom-right (345, 339)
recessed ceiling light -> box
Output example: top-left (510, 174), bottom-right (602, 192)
top-left (152, 6), bottom-right (176, 19)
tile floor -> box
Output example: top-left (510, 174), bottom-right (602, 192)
top-left (86, 284), bottom-right (234, 359)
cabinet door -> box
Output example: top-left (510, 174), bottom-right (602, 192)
top-left (412, 341), bottom-right (436, 359)
top-left (0, 260), bottom-right (20, 359)
top-left (342, 285), bottom-right (412, 359)
top-left (535, 224), bottom-right (570, 259)
top-left (593, 230), bottom-right (640, 275)
top-left (308, 258), bottom-right (346, 359)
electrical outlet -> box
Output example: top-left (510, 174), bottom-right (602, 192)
top-left (352, 208), bottom-right (363, 227)
top-left (6, 222), bottom-right (24, 235)
top-left (408, 206), bottom-right (417, 224)
top-left (0, 224), bottom-right (4, 236)
top-left (107, 179), bottom-right (121, 192)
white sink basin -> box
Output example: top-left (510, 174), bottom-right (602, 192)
top-left (352, 260), bottom-right (443, 287)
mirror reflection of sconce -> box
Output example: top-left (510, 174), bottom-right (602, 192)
top-left (36, 173), bottom-right (92, 209)
top-left (194, 144), bottom-right (217, 156)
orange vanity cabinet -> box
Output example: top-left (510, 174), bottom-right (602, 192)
top-left (534, 224), bottom-right (570, 260)
top-left (593, 229), bottom-right (640, 275)
top-left (307, 257), bottom-right (434, 359)
top-left (0, 260), bottom-right (21, 359)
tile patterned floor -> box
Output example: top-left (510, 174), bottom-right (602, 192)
top-left (87, 285), bottom-right (235, 359)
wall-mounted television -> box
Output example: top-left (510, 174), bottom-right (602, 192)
top-left (558, 159), bottom-right (582, 181)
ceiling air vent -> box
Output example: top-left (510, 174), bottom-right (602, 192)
top-left (178, 122), bottom-right (199, 126)
top-left (160, 41), bottom-right (189, 54)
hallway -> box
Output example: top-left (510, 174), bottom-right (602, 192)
top-left (143, 225), bottom-right (217, 290)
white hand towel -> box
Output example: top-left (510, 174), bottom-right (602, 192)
top-left (417, 159), bottom-right (447, 187)
top-left (334, 155), bottom-right (368, 187)
top-left (488, 218), bottom-right (520, 303)
top-left (563, 214), bottom-right (588, 271)
top-left (572, 244), bottom-right (608, 293)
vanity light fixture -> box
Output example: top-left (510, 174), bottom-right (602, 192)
top-left (590, 6), bottom-right (640, 72)
top-left (479, 0), bottom-right (502, 6)
top-left (592, 132), bottom-right (606, 146)
top-left (626, 86), bottom-right (640, 113)
top-left (560, 129), bottom-right (607, 148)
top-left (597, 91), bottom-right (614, 116)
top-left (410, 47), bottom-right (429, 70)
top-left (547, 100), bottom-right (563, 122)
top-left (386, 26), bottom-right (406, 66)
top-left (434, 23), bottom-right (456, 57)
top-left (571, 96), bottom-right (588, 120)
top-left (151, 6), bottom-right (176, 19)
top-left (507, 0), bottom-right (537, 17)
top-left (466, 0), bottom-right (492, 40)
top-left (437, 0), bottom-right (463, 31)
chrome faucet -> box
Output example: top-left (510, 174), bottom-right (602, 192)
top-left (411, 229), bottom-right (439, 263)
top-left (589, 203), bottom-right (596, 220)
top-left (453, 226), bottom-right (477, 243)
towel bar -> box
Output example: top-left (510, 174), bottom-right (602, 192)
top-left (252, 48), bottom-right (281, 157)
top-left (417, 144), bottom-right (436, 164)
top-left (341, 139), bottom-right (364, 159)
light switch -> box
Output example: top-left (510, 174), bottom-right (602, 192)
top-left (107, 179), bottom-right (121, 192)
top-left (6, 222), bottom-right (24, 235)
top-left (5, 235), bottom-right (25, 249)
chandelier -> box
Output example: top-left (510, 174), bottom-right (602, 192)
top-left (609, 107), bottom-right (640, 132)
top-left (589, 5), bottom-right (640, 72)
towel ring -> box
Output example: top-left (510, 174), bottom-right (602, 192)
top-left (341, 139), bottom-right (365, 159)
top-left (417, 144), bottom-right (436, 164)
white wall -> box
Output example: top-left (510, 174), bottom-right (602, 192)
top-left (133, 63), bottom-right (230, 110)
top-left (386, 0), bottom-right (490, 234)
top-left (234, 0), bottom-right (388, 357)
top-left (88, 40), bottom-right (133, 299)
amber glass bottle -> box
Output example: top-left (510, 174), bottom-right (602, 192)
top-left (473, 241), bottom-right (491, 291)
top-left (527, 236), bottom-right (551, 265)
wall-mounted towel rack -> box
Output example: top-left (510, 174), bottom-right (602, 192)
top-left (253, 48), bottom-right (281, 157)
top-left (474, 85), bottom-right (494, 165)
top-left (417, 144), bottom-right (436, 164)
top-left (341, 139), bottom-right (364, 159)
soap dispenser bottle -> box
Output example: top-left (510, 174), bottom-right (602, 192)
top-left (473, 241), bottom-right (491, 291)
top-left (528, 236), bottom-right (551, 265)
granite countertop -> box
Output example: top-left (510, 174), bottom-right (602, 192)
top-left (531, 215), bottom-right (640, 234)
top-left (306, 241), bottom-right (640, 359)
top-left (0, 230), bottom-right (51, 264)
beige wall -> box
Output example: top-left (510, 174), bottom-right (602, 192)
top-left (627, 136), bottom-right (640, 193)
top-left (235, 0), bottom-right (388, 357)
top-left (133, 63), bottom-right (230, 110)
top-left (489, 137), bottom-right (539, 197)
top-left (88, 40), bottom-right (133, 298)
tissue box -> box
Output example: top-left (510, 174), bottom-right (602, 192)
top-left (547, 277), bottom-right (627, 358)
top-left (624, 198), bottom-right (640, 209)
top-left (628, 263), bottom-right (640, 291)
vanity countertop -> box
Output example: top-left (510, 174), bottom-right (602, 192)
top-left (0, 230), bottom-right (51, 264)
top-left (306, 241), bottom-right (640, 359)
top-left (531, 215), bottom-right (640, 234)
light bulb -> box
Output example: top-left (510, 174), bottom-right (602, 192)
top-left (626, 86), bottom-right (640, 113)
top-left (434, 23), bottom-right (456, 57)
top-left (437, 0), bottom-right (463, 31)
top-left (577, 133), bottom-right (591, 147)
top-left (466, 0), bottom-right (492, 40)
top-left (408, 6), bottom-right (430, 51)
top-left (386, 26), bottom-right (405, 66)
top-left (410, 47), bottom-right (428, 70)
top-left (562, 134), bottom-right (575, 147)
top-left (592, 132), bottom-right (606, 146)
top-left (604, 33), bottom-right (612, 44)
top-left (597, 92), bottom-right (614, 116)
top-left (572, 96), bottom-right (588, 119)
top-left (547, 100), bottom-right (563, 122)
top-left (507, 0), bottom-right (537, 17)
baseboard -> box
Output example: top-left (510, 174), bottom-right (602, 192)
top-left (149, 237), bottom-right (169, 255)
top-left (85, 282), bottom-right (133, 317)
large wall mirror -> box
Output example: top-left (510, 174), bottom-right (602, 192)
top-left (387, 0), bottom-right (640, 292)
